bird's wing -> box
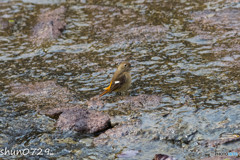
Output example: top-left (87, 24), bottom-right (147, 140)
top-left (109, 73), bottom-right (126, 92)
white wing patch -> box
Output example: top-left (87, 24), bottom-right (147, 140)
top-left (114, 81), bottom-right (120, 84)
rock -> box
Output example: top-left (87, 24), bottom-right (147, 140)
top-left (44, 106), bottom-right (111, 134)
top-left (153, 154), bottom-right (177, 160)
top-left (10, 81), bottom-right (111, 134)
top-left (108, 94), bottom-right (162, 111)
top-left (92, 94), bottom-right (162, 145)
top-left (93, 121), bottom-right (141, 146)
top-left (87, 94), bottom-right (162, 111)
top-left (10, 81), bottom-right (75, 110)
top-left (125, 94), bottom-right (162, 110)
top-left (30, 6), bottom-right (66, 45)
top-left (41, 107), bottom-right (69, 119)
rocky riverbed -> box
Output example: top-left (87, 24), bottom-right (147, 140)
top-left (0, 0), bottom-right (240, 160)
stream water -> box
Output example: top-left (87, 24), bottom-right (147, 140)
top-left (0, 0), bottom-right (240, 159)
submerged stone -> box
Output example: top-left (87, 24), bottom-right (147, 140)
top-left (30, 6), bottom-right (66, 45)
top-left (10, 81), bottom-right (75, 110)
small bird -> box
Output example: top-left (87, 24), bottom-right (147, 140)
top-left (100, 61), bottom-right (132, 97)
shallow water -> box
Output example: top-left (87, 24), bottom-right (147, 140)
top-left (0, 0), bottom-right (240, 160)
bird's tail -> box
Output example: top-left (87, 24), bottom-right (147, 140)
top-left (99, 90), bottom-right (109, 97)
top-left (99, 81), bottom-right (112, 97)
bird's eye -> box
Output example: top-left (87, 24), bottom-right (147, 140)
top-left (124, 64), bottom-right (127, 67)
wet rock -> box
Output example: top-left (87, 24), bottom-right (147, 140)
top-left (153, 154), bottom-right (177, 160)
top-left (10, 81), bottom-right (111, 134)
top-left (10, 81), bottom-right (75, 110)
top-left (92, 94), bottom-right (164, 146)
top-left (87, 94), bottom-right (162, 111)
top-left (42, 106), bottom-right (70, 119)
top-left (30, 6), bottom-right (66, 45)
top-left (93, 104), bottom-right (198, 148)
top-left (104, 94), bottom-right (162, 109)
top-left (45, 107), bottom-right (111, 134)
top-left (159, 116), bottom-right (198, 145)
top-left (93, 122), bottom-right (141, 146)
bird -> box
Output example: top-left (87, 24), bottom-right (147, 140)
top-left (100, 61), bottom-right (131, 97)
